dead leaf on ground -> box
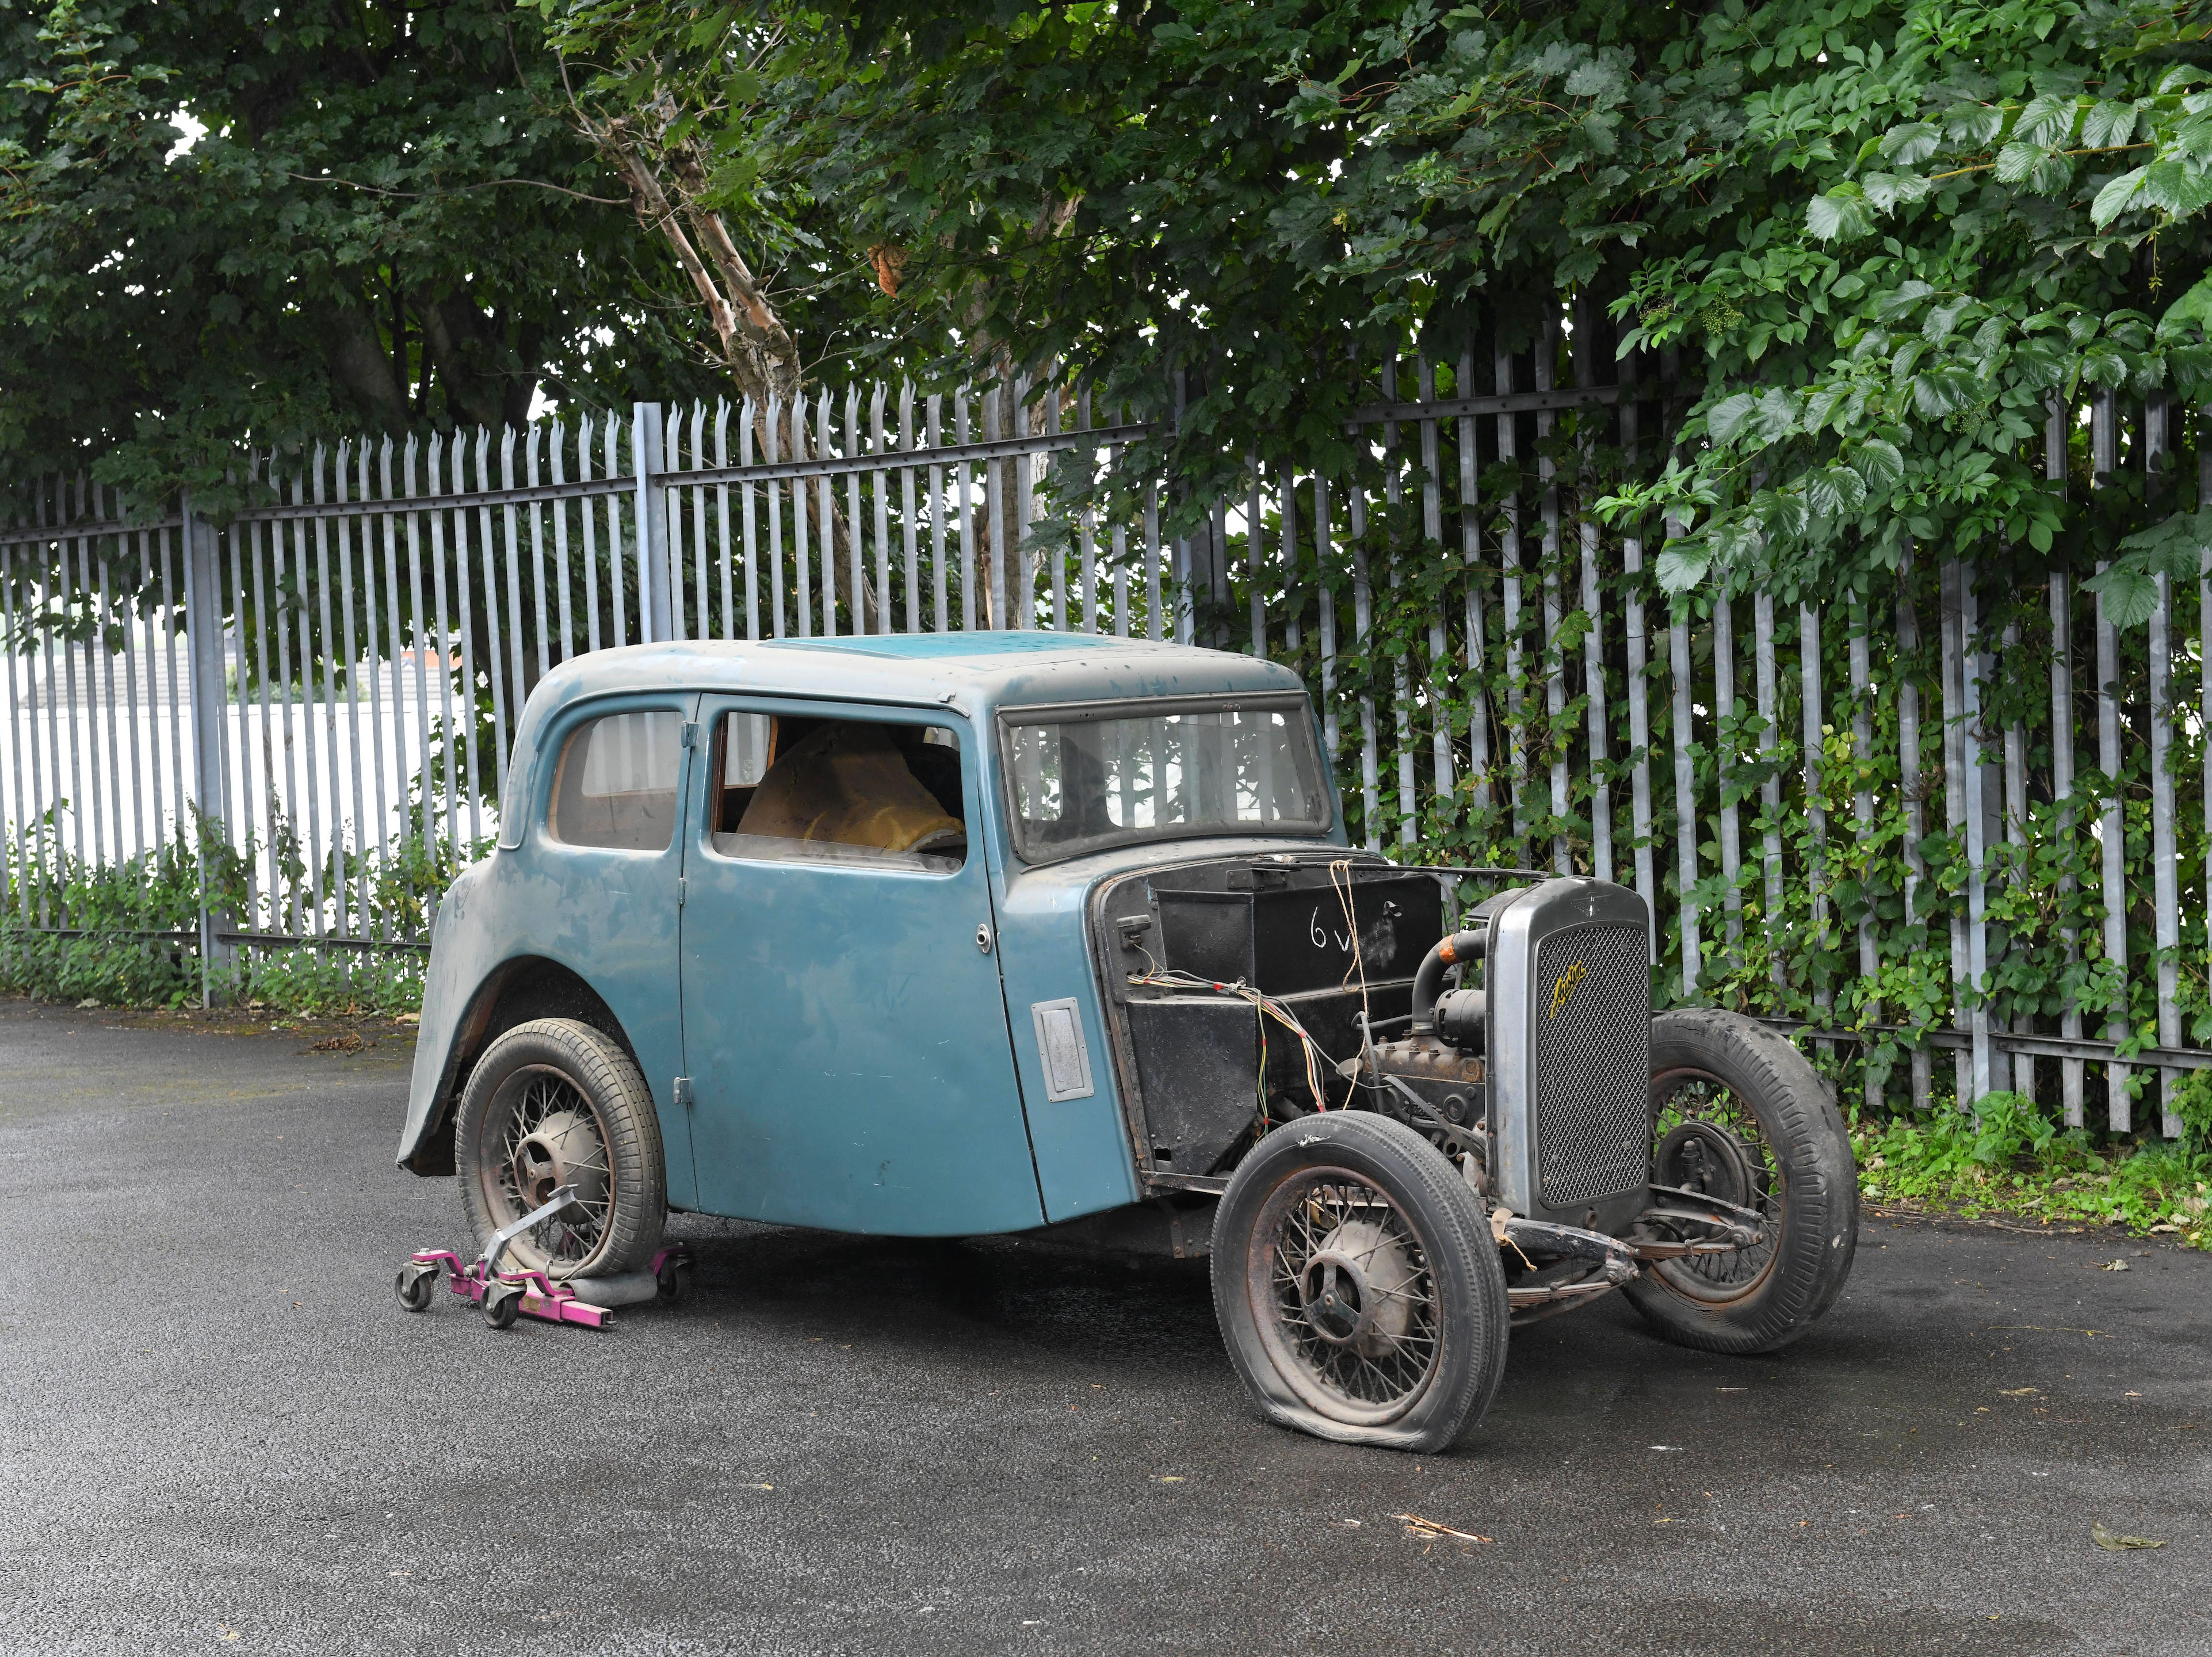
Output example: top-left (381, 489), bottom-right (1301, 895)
top-left (1395, 1513), bottom-right (1492, 1544)
top-left (2099, 1259), bottom-right (2130, 1272)
top-left (1999, 1387), bottom-right (2038, 1396)
top-left (311, 1032), bottom-right (365, 1053)
top-left (2091, 1522), bottom-right (2165, 1552)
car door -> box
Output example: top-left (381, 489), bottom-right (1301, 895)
top-left (526, 693), bottom-right (700, 1208)
top-left (677, 696), bottom-right (1044, 1235)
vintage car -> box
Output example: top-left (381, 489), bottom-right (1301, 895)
top-left (396, 634), bottom-right (1856, 1450)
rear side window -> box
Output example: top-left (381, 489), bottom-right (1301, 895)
top-left (548, 711), bottom-right (683, 850)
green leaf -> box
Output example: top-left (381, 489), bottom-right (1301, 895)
top-left (2141, 158), bottom-right (2212, 218)
top-left (1706, 392), bottom-right (1759, 443)
top-left (1923, 299), bottom-right (1972, 342)
top-left (2079, 100), bottom-right (2137, 150)
top-left (1913, 371), bottom-right (1965, 417)
top-left (2011, 93), bottom-right (2076, 148)
top-left (2091, 165), bottom-right (2148, 227)
top-left (1806, 189), bottom-right (1872, 240)
top-left (1853, 438), bottom-right (1905, 488)
top-left (2158, 271), bottom-right (2212, 336)
top-left (2114, 509), bottom-right (2212, 580)
top-left (1994, 141), bottom-right (2046, 184)
top-left (1875, 280), bottom-right (1935, 324)
top-left (2081, 562), bottom-right (2157, 627)
top-left (1879, 122), bottom-right (1940, 165)
top-left (1655, 543), bottom-right (1712, 592)
top-left (1862, 171), bottom-right (1934, 211)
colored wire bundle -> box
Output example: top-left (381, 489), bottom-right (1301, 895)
top-left (1124, 967), bottom-right (1339, 1121)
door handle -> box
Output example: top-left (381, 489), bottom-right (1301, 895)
top-left (976, 923), bottom-right (994, 955)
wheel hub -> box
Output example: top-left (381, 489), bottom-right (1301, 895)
top-left (512, 1108), bottom-right (608, 1221)
top-left (1654, 1118), bottom-right (1753, 1207)
top-left (1300, 1219), bottom-right (1415, 1358)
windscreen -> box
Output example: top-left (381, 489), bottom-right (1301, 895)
top-left (1002, 700), bottom-right (1332, 861)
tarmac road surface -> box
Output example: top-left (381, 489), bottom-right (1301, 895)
top-left (0, 998), bottom-right (2206, 1656)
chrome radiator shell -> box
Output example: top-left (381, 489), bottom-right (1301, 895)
top-left (1487, 878), bottom-right (1653, 1229)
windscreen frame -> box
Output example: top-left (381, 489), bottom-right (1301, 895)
top-left (994, 691), bottom-right (1335, 866)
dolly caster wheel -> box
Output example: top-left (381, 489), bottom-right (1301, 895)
top-left (655, 1255), bottom-right (692, 1303)
top-left (395, 1265), bottom-right (437, 1314)
top-left (482, 1283), bottom-right (522, 1330)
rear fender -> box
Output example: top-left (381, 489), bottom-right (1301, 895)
top-left (398, 951), bottom-right (636, 1175)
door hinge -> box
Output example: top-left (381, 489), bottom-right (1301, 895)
top-left (678, 876), bottom-right (687, 907)
top-left (681, 719), bottom-right (700, 749)
top-left (673, 1075), bottom-right (693, 1110)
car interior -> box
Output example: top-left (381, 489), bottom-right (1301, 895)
top-left (709, 712), bottom-right (968, 871)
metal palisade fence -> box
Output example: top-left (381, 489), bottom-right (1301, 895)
top-left (1, 320), bottom-right (2205, 1132)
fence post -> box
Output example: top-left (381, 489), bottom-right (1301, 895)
top-left (181, 497), bottom-right (233, 1006)
top-left (1958, 570), bottom-right (2000, 1103)
top-left (1896, 543), bottom-right (1932, 1111)
top-left (2047, 399), bottom-right (2086, 1127)
top-left (1668, 586), bottom-right (1700, 999)
top-left (2201, 404), bottom-right (2212, 1137)
top-left (2092, 389), bottom-right (2130, 1132)
top-left (634, 402), bottom-right (671, 643)
top-left (2146, 395), bottom-right (2182, 1136)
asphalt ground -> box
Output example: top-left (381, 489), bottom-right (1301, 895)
top-left (1, 998), bottom-right (2207, 1657)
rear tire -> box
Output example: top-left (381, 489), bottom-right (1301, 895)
top-left (1624, 1009), bottom-right (1858, 1354)
top-left (1210, 1112), bottom-right (1510, 1452)
top-left (456, 1018), bottom-right (666, 1281)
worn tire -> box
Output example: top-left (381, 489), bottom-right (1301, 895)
top-left (1210, 1112), bottom-right (1510, 1453)
top-left (1624, 1009), bottom-right (1858, 1355)
top-left (455, 1018), bottom-right (666, 1281)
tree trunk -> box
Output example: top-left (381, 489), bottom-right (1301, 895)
top-left (582, 106), bottom-right (881, 631)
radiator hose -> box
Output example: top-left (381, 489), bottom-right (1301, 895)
top-left (1408, 928), bottom-right (1488, 1036)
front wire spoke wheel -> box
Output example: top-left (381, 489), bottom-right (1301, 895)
top-left (1625, 1009), bottom-right (1859, 1357)
top-left (1212, 1111), bottom-right (1510, 1452)
top-left (455, 1019), bottom-right (668, 1286)
top-left (1651, 1071), bottom-right (1782, 1302)
top-left (1255, 1171), bottom-right (1441, 1420)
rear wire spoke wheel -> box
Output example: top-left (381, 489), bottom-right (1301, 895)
top-left (455, 1018), bottom-right (667, 1284)
top-left (1212, 1112), bottom-right (1508, 1453)
top-left (1625, 1009), bottom-right (1858, 1355)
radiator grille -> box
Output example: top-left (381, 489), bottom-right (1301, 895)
top-left (1532, 923), bottom-right (1651, 1209)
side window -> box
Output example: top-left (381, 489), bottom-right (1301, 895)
top-left (548, 711), bottom-right (683, 850)
top-left (709, 712), bottom-right (966, 871)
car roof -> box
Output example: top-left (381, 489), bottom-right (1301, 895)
top-left (498, 637), bottom-right (1312, 841)
top-left (522, 633), bottom-right (1308, 716)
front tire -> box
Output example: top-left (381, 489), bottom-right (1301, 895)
top-left (1210, 1112), bottom-right (1510, 1453)
top-left (455, 1018), bottom-right (667, 1282)
top-left (1624, 1009), bottom-right (1858, 1354)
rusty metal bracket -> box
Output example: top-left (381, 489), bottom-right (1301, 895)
top-left (1498, 1216), bottom-right (1640, 1285)
top-left (1627, 1185), bottom-right (1767, 1261)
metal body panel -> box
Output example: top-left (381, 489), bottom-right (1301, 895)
top-left (1488, 877), bottom-right (1652, 1228)
top-left (397, 689), bottom-right (700, 1207)
top-left (991, 834), bottom-right (1350, 1222)
top-left (677, 693), bottom-right (1043, 1236)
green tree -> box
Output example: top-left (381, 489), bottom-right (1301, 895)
top-left (0, 0), bottom-right (723, 509)
top-left (536, 0), bottom-right (2212, 600)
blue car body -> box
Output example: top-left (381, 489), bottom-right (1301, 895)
top-left (396, 633), bottom-right (1346, 1236)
